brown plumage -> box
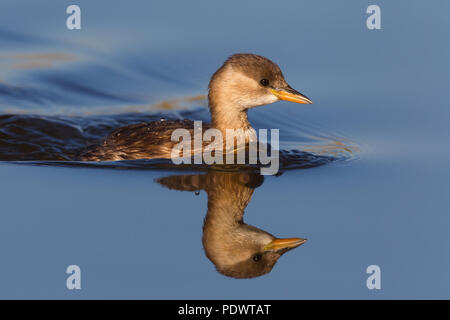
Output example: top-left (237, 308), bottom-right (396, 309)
top-left (79, 53), bottom-right (311, 161)
top-left (80, 120), bottom-right (211, 161)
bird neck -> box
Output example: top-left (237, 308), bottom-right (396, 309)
top-left (211, 106), bottom-right (251, 132)
top-left (204, 182), bottom-right (253, 228)
top-left (202, 176), bottom-right (254, 244)
top-left (209, 97), bottom-right (252, 133)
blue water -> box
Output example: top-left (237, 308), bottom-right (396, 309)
top-left (0, 0), bottom-right (449, 299)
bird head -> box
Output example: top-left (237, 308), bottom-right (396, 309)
top-left (203, 223), bottom-right (306, 279)
top-left (208, 53), bottom-right (312, 112)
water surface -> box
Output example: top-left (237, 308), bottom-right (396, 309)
top-left (0, 0), bottom-right (449, 299)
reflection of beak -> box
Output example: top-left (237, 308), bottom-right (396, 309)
top-left (270, 86), bottom-right (312, 104)
top-left (264, 237), bottom-right (307, 252)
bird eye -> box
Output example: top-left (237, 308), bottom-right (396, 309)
top-left (260, 79), bottom-right (269, 87)
top-left (252, 254), bottom-right (262, 262)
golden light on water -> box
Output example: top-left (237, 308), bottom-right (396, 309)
top-left (79, 95), bottom-right (208, 115)
top-left (299, 137), bottom-right (360, 158)
top-left (0, 52), bottom-right (75, 70)
top-left (152, 95), bottom-right (207, 110)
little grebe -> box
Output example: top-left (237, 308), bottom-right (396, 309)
top-left (80, 53), bottom-right (312, 161)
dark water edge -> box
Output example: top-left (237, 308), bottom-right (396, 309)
top-left (5, 151), bottom-right (334, 173)
top-left (0, 109), bottom-right (355, 172)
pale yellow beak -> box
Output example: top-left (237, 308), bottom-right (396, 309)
top-left (263, 237), bottom-right (307, 252)
top-left (270, 86), bottom-right (312, 104)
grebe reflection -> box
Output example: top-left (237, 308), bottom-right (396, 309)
top-left (157, 171), bottom-right (306, 279)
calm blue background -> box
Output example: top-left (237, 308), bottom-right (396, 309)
top-left (0, 0), bottom-right (449, 299)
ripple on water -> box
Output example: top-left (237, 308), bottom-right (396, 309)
top-left (0, 96), bottom-right (358, 172)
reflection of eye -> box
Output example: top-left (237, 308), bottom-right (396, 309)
top-left (260, 79), bottom-right (269, 87)
top-left (252, 254), bottom-right (262, 262)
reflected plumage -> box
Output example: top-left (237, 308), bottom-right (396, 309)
top-left (157, 171), bottom-right (306, 279)
top-left (80, 53), bottom-right (311, 161)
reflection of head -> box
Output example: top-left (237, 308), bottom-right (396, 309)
top-left (157, 171), bottom-right (306, 279)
